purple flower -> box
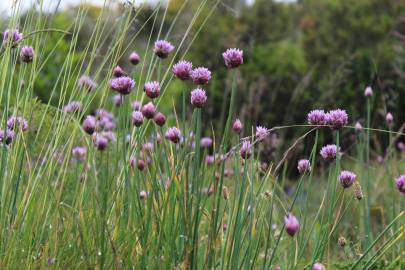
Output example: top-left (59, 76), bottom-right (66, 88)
top-left (191, 88), bottom-right (207, 108)
top-left (63, 101), bottom-right (82, 114)
top-left (154, 40), bottom-right (174, 59)
top-left (206, 155), bottom-right (215, 165)
top-left (395, 175), bottom-right (405, 194)
top-left (137, 159), bottom-right (146, 171)
top-left (109, 76), bottom-right (135, 95)
top-left (7, 116), bottom-right (28, 132)
top-left (339, 170), bottom-right (356, 188)
top-left (131, 111), bottom-right (144, 127)
top-left (256, 126), bottom-right (268, 141)
top-left (78, 75), bottom-right (97, 92)
top-left (131, 101), bottom-right (142, 111)
top-left (355, 121), bottom-right (363, 132)
top-left (96, 109), bottom-right (114, 121)
top-left (297, 159), bottom-right (311, 174)
top-left (386, 112), bottom-right (393, 127)
top-left (200, 137), bottom-right (213, 148)
top-left (141, 102), bottom-right (156, 119)
top-left (364, 86), bottom-right (373, 97)
top-left (0, 129), bottom-right (14, 145)
top-left (20, 46), bottom-right (34, 63)
top-left (3, 29), bottom-right (23, 48)
top-left (312, 262), bottom-right (326, 270)
top-left (307, 110), bottom-right (326, 126)
top-left (165, 127), bottom-right (181, 144)
top-left (112, 95), bottom-right (123, 107)
top-left (284, 213), bottom-right (300, 236)
top-left (144, 81), bottom-right (161, 99)
top-left (143, 142), bottom-right (154, 152)
top-left (173, 60), bottom-right (193, 80)
top-left (139, 190), bottom-right (148, 200)
top-left (83, 115), bottom-right (96, 134)
top-left (72, 146), bottom-right (87, 161)
top-left (320, 144), bottom-right (338, 161)
top-left (153, 112), bottom-right (166, 126)
top-left (232, 119), bottom-right (243, 133)
top-left (93, 134), bottom-right (108, 151)
top-left (222, 48), bottom-right (244, 69)
top-left (190, 67), bottom-right (211, 85)
top-left (129, 52), bottom-right (140, 65)
top-left (102, 131), bottom-right (116, 142)
top-left (325, 109), bottom-right (348, 129)
top-left (113, 65), bottom-right (126, 77)
top-left (104, 120), bottom-right (116, 131)
top-left (240, 140), bottom-right (252, 160)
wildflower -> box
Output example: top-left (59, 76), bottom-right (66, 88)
top-left (72, 147), bottom-right (87, 161)
top-left (139, 190), bottom-right (148, 200)
top-left (78, 75), bottom-right (97, 92)
top-left (307, 110), bottom-right (326, 126)
top-left (312, 262), bottom-right (326, 270)
top-left (129, 52), bottom-right (140, 65)
top-left (364, 86), bottom-right (373, 97)
top-left (112, 95), bottom-right (123, 107)
top-left (386, 112), bottom-right (393, 127)
top-left (109, 76), bottom-right (135, 95)
top-left (0, 129), bottom-right (14, 145)
top-left (353, 182), bottom-right (363, 200)
top-left (190, 88), bottom-right (207, 108)
top-left (153, 112), bottom-right (166, 126)
top-left (200, 137), bottom-right (213, 148)
top-left (190, 67), bottom-right (211, 85)
top-left (173, 60), bottom-right (193, 80)
top-left (395, 175), bottom-right (405, 194)
top-left (144, 81), bottom-right (160, 99)
top-left (165, 127), bottom-right (181, 144)
top-left (102, 131), bottom-right (116, 142)
top-left (240, 140), bottom-right (252, 159)
top-left (232, 119), bottom-right (243, 133)
top-left (355, 121), bottom-right (363, 132)
top-left (256, 126), bottom-right (268, 141)
top-left (320, 144), bottom-right (338, 161)
top-left (93, 134), bottom-right (108, 151)
top-left (63, 101), bottom-right (82, 114)
top-left (143, 142), bottom-right (154, 152)
top-left (206, 155), bottom-right (215, 165)
top-left (339, 170), bottom-right (356, 188)
top-left (20, 46), bottom-right (34, 63)
top-left (284, 213), bottom-right (300, 236)
top-left (131, 111), bottom-right (144, 127)
top-left (132, 101), bottom-right (141, 111)
top-left (297, 159), bottom-right (311, 174)
top-left (7, 116), bottom-right (28, 131)
top-left (137, 159), bottom-right (145, 171)
top-left (154, 40), bottom-right (174, 58)
top-left (141, 102), bottom-right (156, 119)
top-left (326, 109), bottom-right (348, 129)
top-left (113, 65), bottom-right (126, 77)
top-left (3, 29), bottom-right (23, 48)
top-left (83, 115), bottom-right (96, 134)
top-left (338, 236), bottom-right (346, 247)
top-left (222, 48), bottom-right (243, 69)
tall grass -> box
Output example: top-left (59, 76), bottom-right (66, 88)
top-left (0, 0), bottom-right (403, 269)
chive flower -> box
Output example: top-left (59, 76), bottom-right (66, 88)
top-left (78, 75), bottom-right (97, 92)
top-left (222, 48), bottom-right (243, 69)
top-left (191, 88), bottom-right (207, 108)
top-left (131, 111), bottom-right (144, 127)
top-left (83, 115), bottom-right (96, 134)
top-left (141, 102), bottom-right (156, 119)
top-left (326, 109), bottom-right (348, 129)
top-left (173, 60), bottom-right (193, 80)
top-left (109, 76), bottom-right (135, 95)
top-left (3, 29), bottom-right (23, 48)
top-left (144, 81), bottom-right (161, 99)
top-left (256, 125), bottom-right (268, 141)
top-left (297, 159), bottom-right (311, 174)
top-left (284, 213), bottom-right (300, 236)
top-left (7, 116), bottom-right (28, 132)
top-left (395, 175), bottom-right (405, 194)
top-left (320, 144), bottom-right (338, 161)
top-left (240, 140), bottom-right (252, 159)
top-left (129, 52), bottom-right (140, 65)
top-left (165, 127), bottom-right (181, 144)
top-left (154, 40), bottom-right (174, 58)
top-left (232, 119), bottom-right (243, 133)
top-left (190, 67), bottom-right (211, 85)
top-left (20, 46), bottom-right (34, 63)
top-left (307, 110), bottom-right (326, 126)
top-left (338, 170), bottom-right (356, 188)
top-left (153, 112), bottom-right (166, 126)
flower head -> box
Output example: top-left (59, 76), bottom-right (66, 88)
top-left (364, 86), bottom-right (373, 97)
top-left (154, 40), bottom-right (174, 58)
top-left (307, 110), bottom-right (326, 126)
top-left (78, 75), bottom-right (97, 92)
top-left (206, 155), bottom-right (215, 165)
top-left (173, 60), bottom-right (193, 80)
top-left (93, 134), bottom-right (108, 151)
top-left (326, 109), bottom-right (348, 129)
top-left (284, 214), bottom-right (300, 236)
top-left (395, 175), bottom-right (405, 194)
top-left (240, 140), bottom-right (252, 159)
top-left (3, 29), bottom-right (23, 48)
top-left (190, 67), bottom-right (211, 85)
top-left (83, 115), bottom-right (96, 134)
top-left (129, 52), bottom-right (140, 65)
top-left (232, 119), bottom-right (243, 133)
top-left (153, 112), bottom-right (166, 126)
top-left (131, 101), bottom-right (141, 111)
top-left (355, 121), bottom-right (363, 132)
top-left (320, 144), bottom-right (338, 161)
top-left (131, 111), bottom-right (144, 127)
top-left (0, 129), bottom-right (14, 145)
top-left (112, 95), bottom-right (123, 107)
top-left (200, 137), bottom-right (213, 148)
top-left (20, 46), bottom-right (34, 63)
top-left (72, 146), bottom-right (87, 161)
top-left (256, 126), bottom-right (268, 141)
top-left (297, 159), bottom-right (311, 174)
top-left (190, 88), bottom-right (207, 108)
top-left (7, 116), bottom-right (28, 132)
top-left (222, 48), bottom-right (243, 69)
top-left (139, 190), bottom-right (148, 200)
top-left (339, 170), bottom-right (356, 188)
top-left (144, 81), bottom-right (161, 99)
top-left (312, 262), bottom-right (326, 270)
top-left (165, 127), bottom-right (181, 144)
top-left (109, 76), bottom-right (135, 95)
top-left (63, 101), bottom-right (82, 114)
top-left (141, 102), bottom-right (156, 119)
top-left (113, 65), bottom-right (126, 77)
top-left (386, 112), bottom-right (393, 127)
